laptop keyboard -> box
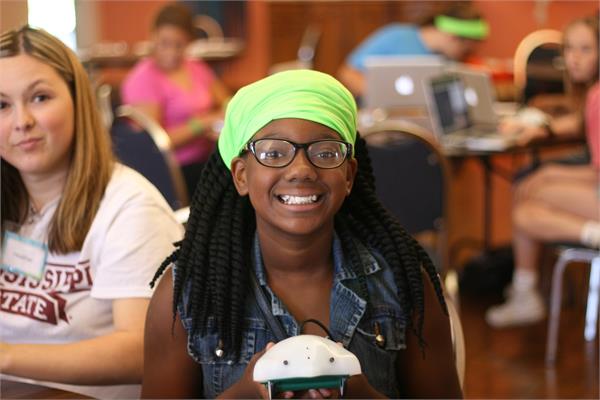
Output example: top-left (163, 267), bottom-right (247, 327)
top-left (472, 123), bottom-right (499, 135)
top-left (441, 134), bottom-right (468, 148)
top-left (441, 127), bottom-right (516, 151)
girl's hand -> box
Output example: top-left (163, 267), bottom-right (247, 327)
top-left (498, 119), bottom-right (546, 146)
top-left (197, 110), bottom-right (224, 141)
top-left (290, 387), bottom-right (337, 399)
top-left (498, 118), bottom-right (526, 136)
top-left (513, 125), bottom-right (547, 146)
top-left (286, 343), bottom-right (383, 399)
top-left (289, 375), bottom-right (382, 399)
top-left (222, 342), bottom-right (294, 399)
top-left (499, 107), bottom-right (551, 146)
top-left (229, 342), bottom-right (275, 398)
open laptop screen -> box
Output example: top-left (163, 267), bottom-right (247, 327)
top-left (430, 75), bottom-right (470, 134)
top-left (364, 55), bottom-right (444, 109)
top-left (448, 67), bottom-right (498, 124)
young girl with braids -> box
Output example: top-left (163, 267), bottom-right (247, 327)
top-left (143, 70), bottom-right (461, 398)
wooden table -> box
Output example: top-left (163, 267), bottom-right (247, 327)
top-left (445, 135), bottom-right (586, 258)
top-left (0, 378), bottom-right (91, 399)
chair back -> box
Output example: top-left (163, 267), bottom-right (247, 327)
top-left (361, 120), bottom-right (450, 272)
top-left (513, 29), bottom-right (564, 103)
top-left (447, 297), bottom-right (466, 390)
top-left (194, 14), bottom-right (224, 39)
top-left (96, 83), bottom-right (115, 129)
top-left (297, 25), bottom-right (321, 65)
top-left (111, 105), bottom-right (189, 210)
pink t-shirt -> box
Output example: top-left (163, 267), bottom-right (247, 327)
top-left (586, 83), bottom-right (599, 169)
top-left (121, 58), bottom-right (216, 166)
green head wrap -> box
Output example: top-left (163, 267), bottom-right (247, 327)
top-left (434, 15), bottom-right (489, 40)
top-left (218, 69), bottom-right (357, 170)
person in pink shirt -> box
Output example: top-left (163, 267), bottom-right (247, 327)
top-left (586, 83), bottom-right (600, 169)
top-left (121, 2), bottom-right (230, 195)
top-left (486, 14), bottom-right (599, 328)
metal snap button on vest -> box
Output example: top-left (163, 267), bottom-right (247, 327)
top-left (374, 322), bottom-right (385, 348)
top-left (215, 339), bottom-right (224, 358)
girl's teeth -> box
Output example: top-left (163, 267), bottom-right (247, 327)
top-left (280, 195), bottom-right (318, 205)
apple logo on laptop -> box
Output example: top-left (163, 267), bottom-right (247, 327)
top-left (464, 87), bottom-right (479, 107)
top-left (394, 75), bottom-right (414, 96)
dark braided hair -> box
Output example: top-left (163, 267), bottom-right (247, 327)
top-left (152, 134), bottom-right (447, 358)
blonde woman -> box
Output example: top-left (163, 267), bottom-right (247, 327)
top-left (501, 15), bottom-right (599, 146)
top-left (0, 27), bottom-right (183, 398)
top-left (487, 15), bottom-right (599, 327)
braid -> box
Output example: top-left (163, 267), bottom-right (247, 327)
top-left (152, 152), bottom-right (255, 358)
top-left (153, 136), bottom-right (446, 359)
top-left (151, 242), bottom-right (180, 289)
top-left (337, 136), bottom-right (447, 350)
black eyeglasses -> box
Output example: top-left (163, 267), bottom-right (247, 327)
top-left (245, 138), bottom-right (353, 169)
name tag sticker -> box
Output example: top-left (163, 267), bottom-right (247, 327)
top-left (1, 231), bottom-right (48, 281)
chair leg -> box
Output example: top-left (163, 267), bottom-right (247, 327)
top-left (545, 252), bottom-right (571, 365)
top-left (584, 256), bottom-right (600, 342)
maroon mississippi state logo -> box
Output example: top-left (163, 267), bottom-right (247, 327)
top-left (0, 260), bottom-right (93, 325)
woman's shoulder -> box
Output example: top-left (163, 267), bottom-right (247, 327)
top-left (121, 59), bottom-right (164, 102)
top-left (372, 23), bottom-right (419, 39)
top-left (84, 163), bottom-right (182, 245)
top-left (102, 163), bottom-right (176, 212)
top-left (122, 58), bottom-right (162, 89)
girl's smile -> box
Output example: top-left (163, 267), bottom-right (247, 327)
top-left (277, 194), bottom-right (321, 205)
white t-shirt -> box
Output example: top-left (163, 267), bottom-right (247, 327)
top-left (0, 164), bottom-right (184, 398)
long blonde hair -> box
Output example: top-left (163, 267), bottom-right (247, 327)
top-left (0, 26), bottom-right (114, 253)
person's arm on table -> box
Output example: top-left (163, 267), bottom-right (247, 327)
top-left (0, 297), bottom-right (148, 384)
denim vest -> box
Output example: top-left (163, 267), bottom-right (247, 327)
top-left (177, 233), bottom-right (407, 398)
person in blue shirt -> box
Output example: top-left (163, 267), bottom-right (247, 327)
top-left (141, 70), bottom-right (461, 398)
top-left (338, 4), bottom-right (489, 97)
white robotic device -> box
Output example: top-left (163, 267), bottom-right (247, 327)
top-left (253, 335), bottom-right (362, 398)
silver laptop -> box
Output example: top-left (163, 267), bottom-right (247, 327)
top-left (364, 55), bottom-right (444, 110)
top-left (448, 67), bottom-right (498, 125)
top-left (427, 74), bottom-right (516, 151)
